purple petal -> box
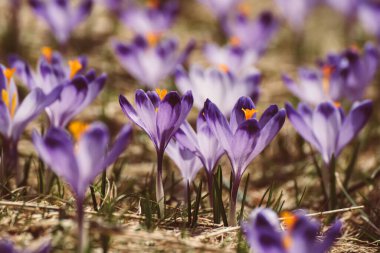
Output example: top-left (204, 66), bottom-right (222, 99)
top-left (0, 101), bottom-right (11, 138)
top-left (230, 96), bottom-right (256, 133)
top-left (103, 124), bottom-right (132, 168)
top-left (135, 89), bottom-right (158, 146)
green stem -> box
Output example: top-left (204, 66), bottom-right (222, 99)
top-left (156, 151), bottom-right (165, 218)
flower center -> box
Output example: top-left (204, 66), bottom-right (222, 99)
top-left (68, 59), bottom-right (82, 79)
top-left (334, 101), bottom-right (341, 108)
top-left (146, 32), bottom-right (160, 47)
top-left (218, 64), bottom-right (230, 73)
top-left (41, 47), bottom-right (53, 63)
top-left (147, 0), bottom-right (159, 9)
top-left (282, 235), bottom-right (292, 250)
top-left (350, 44), bottom-right (360, 53)
top-left (241, 108), bottom-right (257, 120)
top-left (322, 65), bottom-right (334, 96)
top-left (281, 211), bottom-right (298, 230)
top-left (1, 89), bottom-right (17, 118)
top-left (156, 88), bottom-right (168, 100)
top-left (229, 36), bottom-right (241, 46)
top-left (69, 121), bottom-right (89, 141)
top-left (3, 68), bottom-right (16, 85)
top-left (237, 3), bottom-right (251, 17)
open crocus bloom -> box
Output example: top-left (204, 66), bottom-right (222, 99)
top-left (29, 0), bottom-right (93, 44)
top-left (113, 36), bottom-right (195, 89)
top-left (120, 0), bottom-right (178, 35)
top-left (359, 2), bottom-right (380, 41)
top-left (282, 67), bottom-right (345, 106)
top-left (11, 48), bottom-right (107, 127)
top-left (204, 97), bottom-right (285, 225)
top-left (242, 208), bottom-right (342, 253)
top-left (0, 238), bottom-right (51, 253)
top-left (0, 66), bottom-right (62, 143)
top-left (174, 110), bottom-right (224, 205)
top-left (176, 64), bottom-right (261, 116)
top-left (225, 11), bottom-right (278, 54)
top-left (119, 89), bottom-right (193, 215)
top-left (198, 0), bottom-right (242, 19)
top-left (203, 43), bottom-right (258, 74)
top-left (325, 0), bottom-right (358, 17)
top-left (286, 100), bottom-right (372, 165)
top-left (274, 0), bottom-right (317, 32)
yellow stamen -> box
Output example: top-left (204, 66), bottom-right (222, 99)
top-left (2, 89), bottom-right (17, 118)
top-left (146, 32), bottom-right (160, 47)
top-left (282, 235), bottom-right (292, 250)
top-left (280, 211), bottom-right (298, 230)
top-left (322, 65), bottom-right (334, 96)
top-left (2, 90), bottom-right (9, 109)
top-left (156, 88), bottom-right (168, 100)
top-left (10, 94), bottom-right (17, 118)
top-left (229, 36), bottom-right (241, 46)
top-left (334, 101), bottom-right (341, 108)
top-left (241, 108), bottom-right (257, 120)
top-left (147, 0), bottom-right (159, 9)
top-left (68, 60), bottom-right (82, 79)
top-left (3, 68), bottom-right (16, 84)
top-left (68, 121), bottom-right (89, 141)
top-left (41, 47), bottom-right (53, 62)
top-left (218, 64), bottom-right (229, 73)
top-left (237, 3), bottom-right (251, 17)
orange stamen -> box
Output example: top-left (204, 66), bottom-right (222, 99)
top-left (41, 47), bottom-right (53, 62)
top-left (2, 90), bottom-right (9, 109)
top-left (322, 65), bottom-right (334, 96)
top-left (282, 235), bottom-right (292, 250)
top-left (156, 88), bottom-right (168, 100)
top-left (2, 89), bottom-right (17, 118)
top-left (3, 68), bottom-right (16, 84)
top-left (237, 3), bottom-right (251, 17)
top-left (334, 101), bottom-right (341, 108)
top-left (68, 60), bottom-right (82, 79)
top-left (281, 211), bottom-right (298, 230)
top-left (242, 108), bottom-right (257, 120)
top-left (218, 64), bottom-right (229, 73)
top-left (229, 36), bottom-right (241, 46)
top-left (350, 44), bottom-right (360, 53)
top-left (146, 32), bottom-right (160, 47)
top-left (68, 121), bottom-right (89, 141)
top-left (147, 0), bottom-right (159, 9)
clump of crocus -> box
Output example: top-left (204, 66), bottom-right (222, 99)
top-left (119, 89), bottom-right (193, 216)
top-left (11, 48), bottom-right (107, 127)
top-left (120, 0), bottom-right (179, 36)
top-left (286, 100), bottom-right (372, 207)
top-left (28, 0), bottom-right (93, 45)
top-left (0, 238), bottom-right (51, 253)
top-left (33, 122), bottom-right (132, 252)
top-left (225, 11), bottom-right (278, 55)
top-left (242, 208), bottom-right (342, 253)
top-left (174, 110), bottom-right (224, 206)
top-left (176, 65), bottom-right (261, 116)
top-left (274, 0), bottom-right (318, 32)
top-left (113, 36), bottom-right (195, 89)
top-left (0, 65), bottom-right (62, 181)
top-left (359, 2), bottom-right (380, 41)
top-left (204, 97), bottom-right (285, 225)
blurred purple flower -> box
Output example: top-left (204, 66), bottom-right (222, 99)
top-left (29, 0), bottom-right (93, 44)
top-left (325, 0), bottom-right (359, 17)
top-left (175, 65), bottom-right (261, 116)
top-left (286, 100), bottom-right (372, 165)
top-left (225, 11), bottom-right (278, 54)
top-left (204, 97), bottom-right (285, 225)
top-left (10, 49), bottom-right (106, 127)
top-left (113, 36), bottom-right (195, 89)
top-left (274, 0), bottom-right (317, 32)
top-left (242, 208), bottom-right (342, 253)
top-left (119, 89), bottom-right (193, 216)
top-left (0, 238), bottom-right (51, 253)
top-left (198, 0), bottom-right (242, 19)
top-left (174, 110), bottom-right (224, 205)
top-left (359, 2), bottom-right (380, 41)
top-left (203, 43), bottom-right (259, 73)
top-left (102, 0), bottom-right (129, 14)
top-left (33, 122), bottom-right (132, 250)
top-left (120, 0), bottom-right (178, 36)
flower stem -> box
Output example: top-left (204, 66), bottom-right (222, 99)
top-left (229, 175), bottom-right (241, 226)
top-left (206, 172), bottom-right (214, 208)
top-left (76, 197), bottom-right (86, 253)
top-left (156, 151), bottom-right (165, 218)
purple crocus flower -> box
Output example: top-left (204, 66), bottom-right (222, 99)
top-left (204, 97), bottom-right (286, 225)
top-left (286, 100), bottom-right (372, 165)
top-left (359, 2), bottom-right (380, 41)
top-left (274, 0), bottom-right (317, 32)
top-left (225, 11), bottom-right (278, 54)
top-left (325, 0), bottom-right (359, 17)
top-left (33, 122), bottom-right (132, 251)
top-left (175, 65), bottom-right (261, 116)
top-left (198, 0), bottom-right (242, 19)
top-left (242, 208), bottom-right (342, 253)
top-left (10, 48), bottom-right (107, 127)
top-left (29, 0), bottom-right (93, 44)
top-left (119, 89), bottom-right (193, 216)
top-left (0, 238), bottom-right (51, 253)
top-left (174, 110), bottom-right (225, 206)
top-left (113, 36), bottom-right (195, 89)
top-left (203, 43), bottom-right (259, 74)
top-left (0, 66), bottom-right (62, 177)
top-left (120, 0), bottom-right (178, 36)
